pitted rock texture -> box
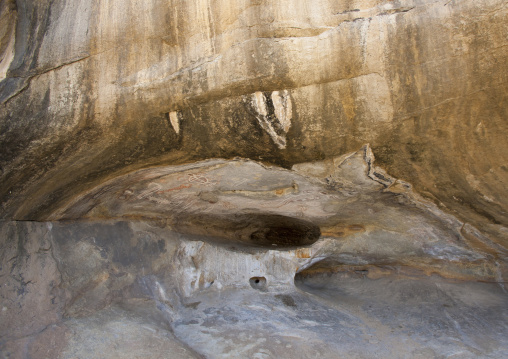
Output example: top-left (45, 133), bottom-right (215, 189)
top-left (0, 0), bottom-right (506, 252)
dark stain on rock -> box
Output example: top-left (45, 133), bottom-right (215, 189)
top-left (275, 294), bottom-right (297, 307)
top-left (184, 301), bottom-right (201, 309)
top-left (52, 221), bottom-right (167, 267)
top-left (373, 171), bottom-right (390, 182)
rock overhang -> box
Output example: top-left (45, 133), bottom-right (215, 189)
top-left (1, 0), bottom-right (508, 356)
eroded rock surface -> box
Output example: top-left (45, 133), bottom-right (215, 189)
top-left (2, 154), bottom-right (507, 358)
top-left (0, 0), bottom-right (506, 250)
top-left (1, 0), bottom-right (508, 357)
top-left (49, 148), bottom-right (508, 281)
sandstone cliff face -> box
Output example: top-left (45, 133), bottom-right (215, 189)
top-left (1, 2), bottom-right (508, 356)
top-left (0, 0), bottom-right (507, 249)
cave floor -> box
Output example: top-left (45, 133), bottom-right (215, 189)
top-left (32, 275), bottom-right (508, 359)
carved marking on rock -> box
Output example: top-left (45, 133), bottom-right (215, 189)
top-left (187, 173), bottom-right (216, 186)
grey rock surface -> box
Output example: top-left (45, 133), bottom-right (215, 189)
top-left (1, 157), bottom-right (507, 358)
top-left (1, 216), bottom-right (507, 358)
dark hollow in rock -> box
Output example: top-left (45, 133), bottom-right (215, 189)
top-left (249, 277), bottom-right (267, 290)
top-left (173, 213), bottom-right (321, 249)
top-left (247, 214), bottom-right (321, 247)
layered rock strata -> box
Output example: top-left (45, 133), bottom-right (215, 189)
top-left (0, 0), bottom-right (506, 251)
top-left (2, 153), bottom-right (507, 357)
top-left (1, 0), bottom-right (508, 357)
